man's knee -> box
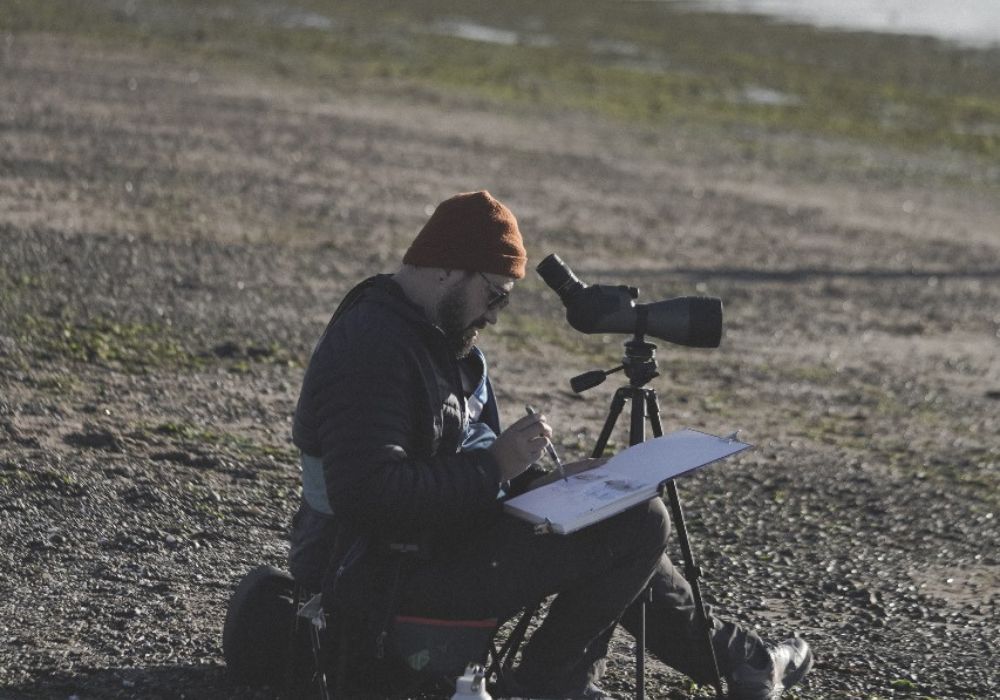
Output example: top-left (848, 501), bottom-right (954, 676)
top-left (635, 497), bottom-right (671, 553)
top-left (583, 496), bottom-right (670, 562)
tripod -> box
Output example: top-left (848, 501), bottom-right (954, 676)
top-left (579, 330), bottom-right (725, 700)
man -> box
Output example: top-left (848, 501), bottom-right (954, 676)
top-left (288, 191), bottom-right (812, 699)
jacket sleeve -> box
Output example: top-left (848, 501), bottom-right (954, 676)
top-left (312, 321), bottom-right (504, 538)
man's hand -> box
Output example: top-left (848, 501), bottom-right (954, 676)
top-left (526, 457), bottom-right (611, 489)
top-left (489, 412), bottom-right (552, 481)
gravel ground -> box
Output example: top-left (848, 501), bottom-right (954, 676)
top-left (1, 33), bottom-right (999, 700)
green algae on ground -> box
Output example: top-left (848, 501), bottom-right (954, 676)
top-left (147, 421), bottom-right (297, 464)
top-left (3, 0), bottom-right (998, 160)
top-left (5, 308), bottom-right (301, 374)
top-left (27, 315), bottom-right (196, 371)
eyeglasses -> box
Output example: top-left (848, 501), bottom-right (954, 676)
top-left (478, 272), bottom-right (511, 311)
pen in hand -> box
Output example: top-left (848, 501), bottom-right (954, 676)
top-left (525, 405), bottom-right (569, 483)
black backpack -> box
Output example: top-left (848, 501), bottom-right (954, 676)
top-left (223, 565), bottom-right (311, 692)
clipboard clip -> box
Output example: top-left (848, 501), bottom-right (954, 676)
top-left (533, 518), bottom-right (554, 535)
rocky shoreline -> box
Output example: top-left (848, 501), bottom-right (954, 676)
top-left (2, 25), bottom-right (998, 700)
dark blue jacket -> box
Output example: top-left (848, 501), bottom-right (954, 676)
top-left (289, 275), bottom-right (513, 590)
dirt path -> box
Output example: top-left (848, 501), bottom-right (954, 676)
top-left (2, 34), bottom-right (998, 699)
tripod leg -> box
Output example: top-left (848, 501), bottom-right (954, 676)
top-left (664, 481), bottom-right (724, 698)
top-left (628, 389), bottom-right (647, 700)
top-left (491, 602), bottom-right (538, 681)
top-left (646, 393), bottom-right (725, 699)
top-left (591, 388), bottom-right (629, 458)
top-left (644, 390), bottom-right (662, 440)
top-left (629, 391), bottom-right (646, 446)
top-left (635, 587), bottom-right (654, 700)
top-left (311, 622), bottom-right (331, 700)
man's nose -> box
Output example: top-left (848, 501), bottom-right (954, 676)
top-left (484, 308), bottom-right (500, 325)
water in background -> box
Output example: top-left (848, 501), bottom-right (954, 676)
top-left (686, 0), bottom-right (1000, 47)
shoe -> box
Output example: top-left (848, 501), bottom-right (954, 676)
top-left (727, 636), bottom-right (813, 700)
top-left (578, 682), bottom-right (615, 700)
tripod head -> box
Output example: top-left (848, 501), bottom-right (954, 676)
top-left (571, 328), bottom-right (659, 393)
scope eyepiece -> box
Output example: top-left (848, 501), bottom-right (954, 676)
top-left (536, 254), bottom-right (585, 302)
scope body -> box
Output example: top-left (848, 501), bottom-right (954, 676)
top-left (536, 254), bottom-right (722, 348)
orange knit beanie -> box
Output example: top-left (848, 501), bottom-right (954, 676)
top-left (403, 191), bottom-right (527, 279)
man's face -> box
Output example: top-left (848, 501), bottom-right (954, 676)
top-left (437, 271), bottom-right (514, 358)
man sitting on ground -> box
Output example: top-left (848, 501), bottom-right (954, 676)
top-left (288, 190), bottom-right (812, 698)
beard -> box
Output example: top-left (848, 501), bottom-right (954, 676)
top-left (437, 286), bottom-right (487, 358)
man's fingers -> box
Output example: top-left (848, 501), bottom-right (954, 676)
top-left (524, 436), bottom-right (550, 464)
top-left (499, 413), bottom-right (556, 468)
top-left (525, 435), bottom-right (549, 450)
top-left (519, 417), bottom-right (552, 440)
top-left (512, 413), bottom-right (554, 433)
top-left (510, 413), bottom-right (543, 431)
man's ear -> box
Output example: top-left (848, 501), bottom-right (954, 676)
top-left (438, 269), bottom-right (467, 287)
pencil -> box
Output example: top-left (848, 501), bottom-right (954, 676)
top-left (525, 405), bottom-right (569, 483)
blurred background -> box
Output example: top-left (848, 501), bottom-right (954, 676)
top-left (1, 2), bottom-right (998, 699)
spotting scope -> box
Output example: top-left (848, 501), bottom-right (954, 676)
top-left (536, 254), bottom-right (723, 347)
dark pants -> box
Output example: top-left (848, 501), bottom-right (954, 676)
top-left (396, 498), bottom-right (763, 695)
